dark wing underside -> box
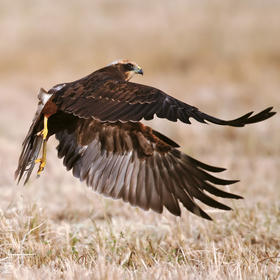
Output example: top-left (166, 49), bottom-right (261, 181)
top-left (52, 79), bottom-right (275, 126)
top-left (55, 118), bottom-right (242, 220)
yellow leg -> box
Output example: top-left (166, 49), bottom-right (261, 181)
top-left (35, 116), bottom-right (49, 175)
top-left (37, 116), bottom-right (49, 140)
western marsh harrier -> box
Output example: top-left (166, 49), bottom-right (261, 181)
top-left (15, 60), bottom-right (276, 220)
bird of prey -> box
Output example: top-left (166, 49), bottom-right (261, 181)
top-left (15, 59), bottom-right (276, 220)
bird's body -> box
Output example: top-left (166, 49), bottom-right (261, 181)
top-left (15, 60), bottom-right (276, 220)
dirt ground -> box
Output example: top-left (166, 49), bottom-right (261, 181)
top-left (0, 1), bottom-right (279, 279)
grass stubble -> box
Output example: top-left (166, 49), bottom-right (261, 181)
top-left (0, 1), bottom-right (279, 279)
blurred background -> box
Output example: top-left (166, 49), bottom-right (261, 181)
top-left (0, 0), bottom-right (279, 229)
top-left (0, 0), bottom-right (279, 277)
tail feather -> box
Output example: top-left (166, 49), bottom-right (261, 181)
top-left (15, 88), bottom-right (51, 184)
top-left (15, 134), bottom-right (43, 184)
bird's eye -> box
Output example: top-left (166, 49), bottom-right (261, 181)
top-left (125, 63), bottom-right (134, 71)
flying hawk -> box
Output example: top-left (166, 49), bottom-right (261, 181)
top-left (15, 60), bottom-right (276, 220)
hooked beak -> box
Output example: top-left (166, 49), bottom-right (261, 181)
top-left (135, 66), bottom-right (143, 75)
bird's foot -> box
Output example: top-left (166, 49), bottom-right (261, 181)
top-left (35, 158), bottom-right (46, 175)
top-left (35, 137), bottom-right (47, 176)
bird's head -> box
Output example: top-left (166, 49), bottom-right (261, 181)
top-left (109, 59), bottom-right (143, 81)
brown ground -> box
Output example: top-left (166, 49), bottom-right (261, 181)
top-left (0, 1), bottom-right (279, 279)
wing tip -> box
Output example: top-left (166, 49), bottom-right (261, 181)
top-left (200, 210), bottom-right (213, 221)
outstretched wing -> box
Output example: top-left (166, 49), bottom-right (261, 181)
top-left (52, 79), bottom-right (276, 126)
top-left (55, 118), bottom-right (242, 220)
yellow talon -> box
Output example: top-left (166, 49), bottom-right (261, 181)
top-left (35, 146), bottom-right (47, 175)
top-left (36, 158), bottom-right (46, 175)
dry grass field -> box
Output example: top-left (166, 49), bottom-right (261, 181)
top-left (0, 0), bottom-right (279, 279)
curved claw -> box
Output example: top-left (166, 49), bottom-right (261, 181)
top-left (35, 137), bottom-right (47, 176)
top-left (35, 158), bottom-right (46, 175)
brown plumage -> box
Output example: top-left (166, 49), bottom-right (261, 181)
top-left (15, 59), bottom-right (276, 220)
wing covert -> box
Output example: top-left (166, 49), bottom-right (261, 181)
top-left (52, 79), bottom-right (275, 126)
